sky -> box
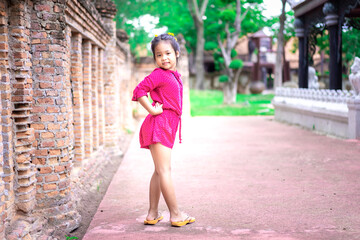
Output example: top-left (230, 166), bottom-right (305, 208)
top-left (262, 0), bottom-right (292, 18)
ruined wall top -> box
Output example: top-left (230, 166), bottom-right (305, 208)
top-left (94, 0), bottom-right (117, 19)
top-left (116, 29), bottom-right (129, 42)
top-left (74, 0), bottom-right (116, 38)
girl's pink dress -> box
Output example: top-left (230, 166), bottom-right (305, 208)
top-left (132, 68), bottom-right (183, 149)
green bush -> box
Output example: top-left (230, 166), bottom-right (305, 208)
top-left (231, 49), bottom-right (237, 58)
top-left (220, 9), bottom-right (236, 22)
top-left (229, 59), bottom-right (243, 69)
top-left (219, 75), bottom-right (229, 82)
top-left (205, 41), bottom-right (218, 51)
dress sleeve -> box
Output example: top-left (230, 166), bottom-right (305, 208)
top-left (132, 75), bottom-right (159, 101)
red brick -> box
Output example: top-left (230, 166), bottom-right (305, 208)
top-left (46, 90), bottom-right (58, 96)
top-left (39, 82), bottom-right (52, 89)
top-left (39, 75), bottom-right (52, 81)
top-left (41, 115), bottom-right (55, 122)
top-left (35, 4), bottom-right (52, 11)
top-left (16, 154), bottom-right (30, 163)
top-left (34, 67), bottom-right (42, 73)
top-left (54, 5), bottom-right (62, 13)
top-left (54, 165), bottom-right (65, 173)
top-left (32, 106), bottom-right (46, 113)
top-left (56, 131), bottom-right (66, 138)
top-left (59, 179), bottom-right (69, 189)
top-left (40, 167), bottom-right (52, 174)
top-left (40, 39), bottom-right (50, 44)
top-left (11, 95), bottom-right (32, 102)
top-left (41, 132), bottom-right (54, 139)
top-left (31, 22), bottom-right (41, 30)
top-left (47, 106), bottom-right (59, 113)
top-left (13, 52), bottom-right (27, 59)
top-left (49, 45), bottom-right (64, 52)
top-left (34, 149), bottom-right (47, 156)
top-left (46, 190), bottom-right (59, 197)
top-left (44, 183), bottom-right (57, 191)
top-left (35, 45), bottom-right (48, 52)
top-left (49, 149), bottom-right (60, 155)
top-left (41, 140), bottom-right (55, 148)
top-left (55, 60), bottom-right (63, 67)
top-left (33, 158), bottom-right (46, 165)
top-left (48, 123), bottom-right (60, 130)
top-left (33, 90), bottom-right (44, 97)
top-left (57, 139), bottom-right (64, 147)
top-left (32, 31), bottom-right (47, 39)
top-left (45, 174), bottom-right (59, 182)
top-left (45, 23), bottom-right (59, 30)
top-left (0, 27), bottom-right (8, 34)
top-left (43, 67), bottom-right (55, 74)
top-left (60, 155), bottom-right (69, 162)
top-left (38, 98), bottom-right (54, 105)
top-left (0, 42), bottom-right (8, 50)
top-left (0, 35), bottom-right (8, 42)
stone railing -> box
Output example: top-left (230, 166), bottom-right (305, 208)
top-left (273, 87), bottom-right (360, 139)
top-left (275, 87), bottom-right (356, 103)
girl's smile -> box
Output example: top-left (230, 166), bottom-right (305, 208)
top-left (154, 41), bottom-right (179, 71)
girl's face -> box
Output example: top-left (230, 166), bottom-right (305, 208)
top-left (154, 41), bottom-right (179, 71)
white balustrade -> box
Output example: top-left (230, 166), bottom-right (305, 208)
top-left (273, 84), bottom-right (360, 139)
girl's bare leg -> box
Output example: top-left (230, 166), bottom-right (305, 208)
top-left (146, 171), bottom-right (161, 220)
top-left (149, 143), bottom-right (186, 222)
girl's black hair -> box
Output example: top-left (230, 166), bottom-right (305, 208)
top-left (151, 33), bottom-right (180, 61)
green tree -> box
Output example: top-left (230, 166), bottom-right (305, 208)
top-left (205, 0), bottom-right (264, 104)
top-left (114, 0), bottom-right (152, 57)
top-left (113, 0), bottom-right (269, 97)
top-left (341, 27), bottom-right (360, 77)
top-left (316, 21), bottom-right (360, 78)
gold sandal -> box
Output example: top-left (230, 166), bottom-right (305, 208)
top-left (144, 212), bottom-right (164, 225)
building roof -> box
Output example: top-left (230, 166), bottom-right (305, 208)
top-left (251, 30), bottom-right (270, 38)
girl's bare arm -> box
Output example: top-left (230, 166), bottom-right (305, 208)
top-left (138, 96), bottom-right (163, 115)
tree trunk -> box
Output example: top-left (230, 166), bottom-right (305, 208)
top-left (223, 73), bottom-right (239, 104)
top-left (230, 78), bottom-right (238, 103)
top-left (223, 81), bottom-right (232, 105)
top-left (187, 0), bottom-right (209, 90)
top-left (195, 22), bottom-right (205, 89)
top-left (274, 0), bottom-right (287, 88)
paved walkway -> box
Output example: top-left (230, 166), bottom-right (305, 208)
top-left (83, 116), bottom-right (360, 240)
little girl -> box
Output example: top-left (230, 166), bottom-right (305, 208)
top-left (132, 33), bottom-right (195, 227)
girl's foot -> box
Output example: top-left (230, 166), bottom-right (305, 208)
top-left (170, 212), bottom-right (195, 227)
top-left (144, 212), bottom-right (163, 225)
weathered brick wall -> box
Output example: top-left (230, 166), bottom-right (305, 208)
top-left (0, 0), bottom-right (134, 238)
top-left (0, 1), bottom-right (16, 235)
top-left (116, 34), bottom-right (133, 133)
top-left (0, 70), bottom-right (4, 240)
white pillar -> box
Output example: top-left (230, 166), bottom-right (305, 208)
top-left (347, 96), bottom-right (360, 139)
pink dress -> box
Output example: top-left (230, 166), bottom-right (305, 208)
top-left (132, 68), bottom-right (183, 149)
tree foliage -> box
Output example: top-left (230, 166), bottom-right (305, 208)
top-left (113, 0), bottom-right (270, 58)
top-left (315, 21), bottom-right (360, 76)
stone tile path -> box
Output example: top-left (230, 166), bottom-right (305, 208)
top-left (83, 116), bottom-right (360, 240)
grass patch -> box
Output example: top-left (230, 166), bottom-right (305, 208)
top-left (190, 89), bottom-right (274, 116)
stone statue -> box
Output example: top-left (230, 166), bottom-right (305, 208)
top-left (308, 66), bottom-right (319, 89)
top-left (349, 57), bottom-right (360, 94)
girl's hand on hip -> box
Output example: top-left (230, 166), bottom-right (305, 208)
top-left (151, 102), bottom-right (163, 115)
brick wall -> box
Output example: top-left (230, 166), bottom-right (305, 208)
top-left (0, 69), bottom-right (4, 240)
top-left (0, 0), bottom-right (16, 234)
top-left (0, 0), bottom-right (134, 238)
